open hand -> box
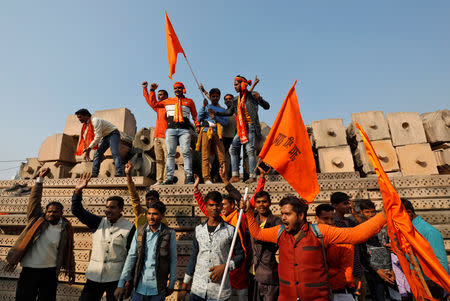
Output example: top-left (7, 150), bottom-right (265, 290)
top-left (75, 172), bottom-right (92, 194)
top-left (38, 167), bottom-right (51, 179)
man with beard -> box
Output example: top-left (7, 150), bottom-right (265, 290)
top-left (178, 191), bottom-right (245, 301)
top-left (5, 167), bottom-right (75, 301)
top-left (241, 195), bottom-right (387, 301)
top-left (71, 173), bottom-right (134, 301)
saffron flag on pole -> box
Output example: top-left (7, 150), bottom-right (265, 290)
top-left (356, 123), bottom-right (450, 301)
top-left (259, 80), bottom-right (319, 203)
top-left (165, 11), bottom-right (186, 79)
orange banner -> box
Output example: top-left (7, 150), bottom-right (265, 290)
top-left (259, 80), bottom-right (319, 203)
top-left (356, 123), bottom-right (450, 300)
top-left (165, 11), bottom-right (185, 79)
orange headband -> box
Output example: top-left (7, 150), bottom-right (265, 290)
top-left (174, 82), bottom-right (186, 94)
top-left (235, 76), bottom-right (252, 92)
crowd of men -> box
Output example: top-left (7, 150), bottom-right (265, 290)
top-left (4, 75), bottom-right (449, 301)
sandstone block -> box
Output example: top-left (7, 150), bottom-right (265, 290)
top-left (63, 115), bottom-right (82, 136)
top-left (348, 111), bottom-right (390, 141)
top-left (354, 140), bottom-right (399, 174)
top-left (421, 109), bottom-right (450, 144)
top-left (69, 162), bottom-right (93, 178)
top-left (42, 162), bottom-right (75, 179)
top-left (386, 112), bottom-right (427, 146)
top-left (38, 134), bottom-right (78, 164)
top-left (318, 146), bottom-right (355, 173)
top-left (98, 159), bottom-right (116, 178)
top-left (104, 132), bottom-right (133, 160)
top-left (434, 147), bottom-right (450, 174)
top-left (129, 152), bottom-right (155, 178)
top-left (93, 108), bottom-right (137, 137)
top-left (396, 144), bottom-right (438, 176)
top-left (133, 127), bottom-right (154, 152)
top-left (19, 158), bottom-right (42, 180)
top-left (312, 119), bottom-right (347, 148)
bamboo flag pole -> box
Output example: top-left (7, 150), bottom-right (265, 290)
top-left (216, 187), bottom-right (249, 301)
top-left (183, 55), bottom-right (208, 99)
top-left (407, 250), bottom-right (433, 298)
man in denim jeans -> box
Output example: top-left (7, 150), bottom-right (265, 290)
top-left (215, 75), bottom-right (270, 184)
top-left (75, 109), bottom-right (124, 177)
top-left (148, 82), bottom-right (200, 184)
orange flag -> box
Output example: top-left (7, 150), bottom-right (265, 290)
top-left (356, 123), bottom-right (450, 300)
top-left (259, 80), bottom-right (319, 203)
top-left (165, 11), bottom-right (186, 79)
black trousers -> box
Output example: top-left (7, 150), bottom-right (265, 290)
top-left (16, 267), bottom-right (58, 301)
top-left (79, 279), bottom-right (118, 301)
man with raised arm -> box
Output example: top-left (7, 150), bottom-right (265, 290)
top-left (241, 195), bottom-right (387, 301)
top-left (71, 173), bottom-right (134, 301)
top-left (5, 167), bottom-right (75, 301)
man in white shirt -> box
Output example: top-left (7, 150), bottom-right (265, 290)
top-left (5, 167), bottom-right (75, 301)
top-left (75, 108), bottom-right (124, 177)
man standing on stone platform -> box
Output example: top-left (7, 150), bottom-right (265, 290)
top-left (75, 108), bottom-right (125, 177)
top-left (71, 173), bottom-right (134, 301)
top-left (147, 81), bottom-right (200, 185)
top-left (5, 167), bottom-right (75, 301)
top-left (142, 81), bottom-right (169, 185)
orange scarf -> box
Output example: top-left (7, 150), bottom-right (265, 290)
top-left (222, 209), bottom-right (247, 254)
top-left (173, 82), bottom-right (186, 123)
top-left (75, 117), bottom-right (97, 155)
top-left (235, 76), bottom-right (251, 144)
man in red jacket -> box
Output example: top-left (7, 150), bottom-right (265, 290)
top-left (142, 82), bottom-right (168, 185)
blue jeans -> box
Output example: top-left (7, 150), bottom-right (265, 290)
top-left (92, 130), bottom-right (123, 176)
top-left (230, 124), bottom-right (256, 178)
top-left (165, 128), bottom-right (192, 181)
top-left (132, 290), bottom-right (165, 301)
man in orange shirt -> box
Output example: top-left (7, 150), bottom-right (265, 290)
top-left (315, 204), bottom-right (355, 301)
top-left (241, 195), bottom-right (387, 301)
top-left (146, 81), bottom-right (200, 185)
top-left (142, 82), bottom-right (168, 185)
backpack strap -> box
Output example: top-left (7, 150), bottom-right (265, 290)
top-left (311, 223), bottom-right (333, 299)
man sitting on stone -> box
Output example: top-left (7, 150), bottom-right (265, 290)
top-left (71, 173), bottom-right (135, 301)
top-left (75, 108), bottom-right (124, 177)
top-left (5, 167), bottom-right (75, 301)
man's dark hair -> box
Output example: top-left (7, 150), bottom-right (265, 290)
top-left (159, 89), bottom-right (168, 97)
top-left (401, 198), bottom-right (415, 214)
top-left (106, 196), bottom-right (124, 209)
top-left (205, 191), bottom-right (223, 204)
top-left (224, 93), bottom-right (234, 100)
top-left (315, 204), bottom-right (334, 217)
top-left (75, 109), bottom-right (91, 117)
top-left (145, 190), bottom-right (160, 202)
top-left (280, 195), bottom-right (308, 222)
top-left (330, 192), bottom-right (350, 205)
top-left (46, 201), bottom-right (64, 212)
top-left (254, 191), bottom-right (271, 203)
top-left (222, 194), bottom-right (235, 206)
top-left (148, 201), bottom-right (166, 215)
top-left (359, 199), bottom-right (376, 211)
top-left (209, 88), bottom-right (221, 96)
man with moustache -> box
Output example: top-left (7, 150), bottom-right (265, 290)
top-left (241, 195), bottom-right (388, 301)
top-left (71, 173), bottom-right (134, 301)
top-left (5, 167), bottom-right (75, 301)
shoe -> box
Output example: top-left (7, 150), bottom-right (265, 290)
top-left (162, 179), bottom-right (174, 185)
top-left (245, 177), bottom-right (257, 184)
top-left (230, 176), bottom-right (240, 183)
top-left (205, 180), bottom-right (213, 184)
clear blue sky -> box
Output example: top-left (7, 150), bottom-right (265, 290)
top-left (1, 1), bottom-right (449, 179)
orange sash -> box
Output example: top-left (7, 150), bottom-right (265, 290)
top-left (235, 77), bottom-right (251, 144)
top-left (75, 117), bottom-right (96, 155)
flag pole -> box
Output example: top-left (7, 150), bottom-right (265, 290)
top-left (183, 55), bottom-right (208, 99)
top-left (407, 250), bottom-right (433, 297)
top-left (216, 187), bottom-right (249, 301)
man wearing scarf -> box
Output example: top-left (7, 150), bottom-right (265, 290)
top-left (147, 81), bottom-right (200, 185)
top-left (75, 108), bottom-right (124, 177)
top-left (5, 167), bottom-right (75, 301)
top-left (215, 75), bottom-right (270, 184)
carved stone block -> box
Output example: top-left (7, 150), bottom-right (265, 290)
top-left (311, 119), bottom-right (347, 148)
top-left (421, 109), bottom-right (450, 144)
top-left (63, 115), bottom-right (82, 136)
top-left (386, 112), bottom-right (427, 146)
top-left (354, 139), bottom-right (399, 174)
top-left (348, 111), bottom-right (391, 141)
top-left (38, 134), bottom-right (78, 164)
top-left (98, 158), bottom-right (116, 178)
top-left (396, 144), bottom-right (439, 176)
top-left (19, 158), bottom-right (42, 180)
top-left (133, 127), bottom-right (154, 152)
top-left (104, 132), bottom-right (133, 159)
top-left (434, 147), bottom-right (450, 174)
top-left (42, 162), bottom-right (75, 179)
top-left (93, 108), bottom-right (137, 137)
top-left (69, 162), bottom-right (93, 178)
top-left (318, 146), bottom-right (355, 173)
